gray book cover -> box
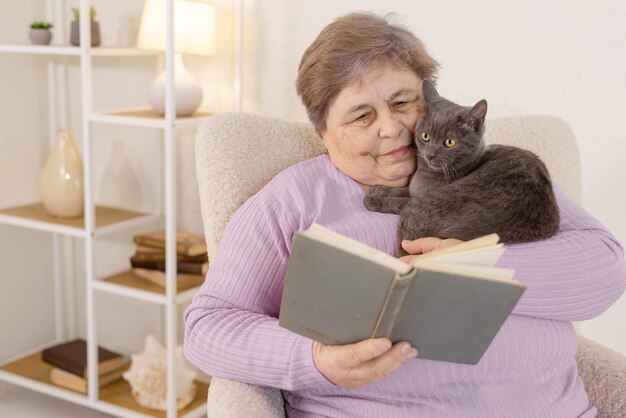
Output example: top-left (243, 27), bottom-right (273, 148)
top-left (391, 270), bottom-right (526, 364)
top-left (279, 228), bottom-right (525, 364)
top-left (279, 234), bottom-right (395, 344)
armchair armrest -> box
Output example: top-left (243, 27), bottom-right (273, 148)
top-left (576, 335), bottom-right (626, 417)
top-left (206, 377), bottom-right (285, 418)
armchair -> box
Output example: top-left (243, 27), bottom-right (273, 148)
top-left (195, 113), bottom-right (626, 418)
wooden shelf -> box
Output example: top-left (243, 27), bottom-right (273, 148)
top-left (106, 109), bottom-right (215, 120)
top-left (90, 108), bottom-right (215, 129)
top-left (103, 270), bottom-right (204, 295)
top-left (93, 270), bottom-right (203, 305)
top-left (0, 351), bottom-right (209, 418)
top-left (0, 203), bottom-right (153, 237)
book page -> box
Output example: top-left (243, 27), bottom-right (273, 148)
top-left (410, 234), bottom-right (502, 265)
top-left (417, 261), bottom-right (518, 283)
top-left (417, 247), bottom-right (504, 267)
top-left (304, 224), bottom-right (411, 274)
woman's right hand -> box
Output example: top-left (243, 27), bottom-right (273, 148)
top-left (312, 338), bottom-right (417, 388)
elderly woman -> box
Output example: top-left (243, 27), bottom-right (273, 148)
top-left (184, 12), bottom-right (625, 417)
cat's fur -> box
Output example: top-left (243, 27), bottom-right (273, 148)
top-left (364, 80), bottom-right (560, 255)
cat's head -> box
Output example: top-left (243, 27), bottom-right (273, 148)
top-left (415, 80), bottom-right (488, 176)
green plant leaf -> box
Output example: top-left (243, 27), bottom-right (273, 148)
top-left (30, 21), bottom-right (54, 29)
top-left (71, 6), bottom-right (96, 21)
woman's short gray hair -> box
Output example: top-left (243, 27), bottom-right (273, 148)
top-left (296, 12), bottom-right (440, 136)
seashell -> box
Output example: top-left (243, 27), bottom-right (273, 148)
top-left (123, 335), bottom-right (197, 411)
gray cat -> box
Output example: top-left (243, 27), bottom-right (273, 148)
top-left (364, 80), bottom-right (559, 255)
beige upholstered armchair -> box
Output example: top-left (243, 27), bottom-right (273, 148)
top-left (195, 113), bottom-right (626, 418)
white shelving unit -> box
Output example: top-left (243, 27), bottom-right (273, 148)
top-left (0, 0), bottom-right (245, 416)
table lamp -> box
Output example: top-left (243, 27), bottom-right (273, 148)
top-left (137, 0), bottom-right (216, 116)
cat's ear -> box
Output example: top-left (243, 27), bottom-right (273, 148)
top-left (421, 79), bottom-right (440, 104)
top-left (466, 99), bottom-right (488, 130)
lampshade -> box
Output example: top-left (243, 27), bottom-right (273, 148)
top-left (137, 0), bottom-right (216, 56)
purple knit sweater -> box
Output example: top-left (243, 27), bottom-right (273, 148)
top-left (184, 155), bottom-right (626, 417)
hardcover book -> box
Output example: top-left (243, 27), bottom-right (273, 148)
top-left (278, 224), bottom-right (526, 365)
top-left (131, 250), bottom-right (208, 263)
top-left (130, 255), bottom-right (209, 275)
top-left (41, 339), bottom-right (124, 378)
top-left (133, 230), bottom-right (208, 257)
top-left (49, 365), bottom-right (126, 394)
top-left (134, 245), bottom-right (165, 255)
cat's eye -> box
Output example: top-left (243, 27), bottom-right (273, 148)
top-left (444, 138), bottom-right (457, 148)
top-left (420, 132), bottom-right (430, 142)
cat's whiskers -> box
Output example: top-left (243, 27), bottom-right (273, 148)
top-left (448, 163), bottom-right (459, 181)
top-left (439, 161), bottom-right (448, 182)
top-left (439, 160), bottom-right (460, 183)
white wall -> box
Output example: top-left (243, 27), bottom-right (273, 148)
top-left (242, 0), bottom-right (626, 354)
top-left (1, 0), bottom-right (624, 364)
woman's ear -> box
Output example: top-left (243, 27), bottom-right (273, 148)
top-left (320, 134), bottom-right (330, 155)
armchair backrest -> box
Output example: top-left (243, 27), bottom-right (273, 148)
top-left (195, 113), bottom-right (581, 260)
top-left (195, 113), bottom-right (323, 260)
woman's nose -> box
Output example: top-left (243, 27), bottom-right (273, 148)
top-left (378, 112), bottom-right (403, 139)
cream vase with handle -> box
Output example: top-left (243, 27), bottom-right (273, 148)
top-left (39, 130), bottom-right (84, 218)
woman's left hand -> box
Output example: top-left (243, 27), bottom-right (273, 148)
top-left (399, 237), bottom-right (464, 264)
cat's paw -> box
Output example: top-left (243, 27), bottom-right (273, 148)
top-left (369, 185), bottom-right (393, 198)
top-left (363, 194), bottom-right (384, 212)
top-left (364, 185), bottom-right (392, 212)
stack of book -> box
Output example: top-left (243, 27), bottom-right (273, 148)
top-left (130, 230), bottom-right (209, 288)
top-left (42, 339), bottom-right (126, 394)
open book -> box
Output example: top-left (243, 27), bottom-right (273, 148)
top-left (278, 223), bottom-right (526, 365)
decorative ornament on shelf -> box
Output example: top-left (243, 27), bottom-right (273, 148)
top-left (123, 335), bottom-right (197, 411)
top-left (136, 0), bottom-right (216, 116)
top-left (38, 130), bottom-right (84, 218)
top-left (29, 22), bottom-right (54, 45)
top-left (70, 6), bottom-right (101, 47)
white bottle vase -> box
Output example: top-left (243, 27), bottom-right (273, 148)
top-left (39, 130), bottom-right (84, 218)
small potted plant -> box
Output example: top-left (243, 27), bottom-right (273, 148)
top-left (70, 6), bottom-right (101, 47)
top-left (29, 22), bottom-right (54, 45)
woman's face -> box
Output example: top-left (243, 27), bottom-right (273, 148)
top-left (322, 65), bottom-right (423, 190)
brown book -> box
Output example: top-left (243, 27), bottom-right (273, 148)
top-left (133, 230), bottom-right (207, 256)
top-left (42, 339), bottom-right (124, 378)
top-left (130, 256), bottom-right (209, 275)
top-left (132, 268), bottom-right (205, 288)
top-left (134, 245), bottom-right (166, 255)
top-left (132, 250), bottom-right (208, 263)
top-left (50, 366), bottom-right (126, 394)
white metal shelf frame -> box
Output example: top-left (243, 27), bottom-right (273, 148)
top-left (0, 44), bottom-right (158, 56)
top-left (0, 0), bottom-right (241, 416)
top-left (0, 211), bottom-right (160, 238)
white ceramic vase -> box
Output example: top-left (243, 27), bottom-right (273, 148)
top-left (148, 53), bottom-right (203, 116)
top-left (39, 130), bottom-right (84, 218)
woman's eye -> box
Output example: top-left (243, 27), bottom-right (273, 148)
top-left (421, 132), bottom-right (430, 142)
top-left (394, 101), bottom-right (408, 108)
top-left (355, 113), bottom-right (370, 122)
top-left (444, 138), bottom-right (457, 148)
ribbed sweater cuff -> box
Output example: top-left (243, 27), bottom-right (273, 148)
top-left (289, 336), bottom-right (337, 391)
